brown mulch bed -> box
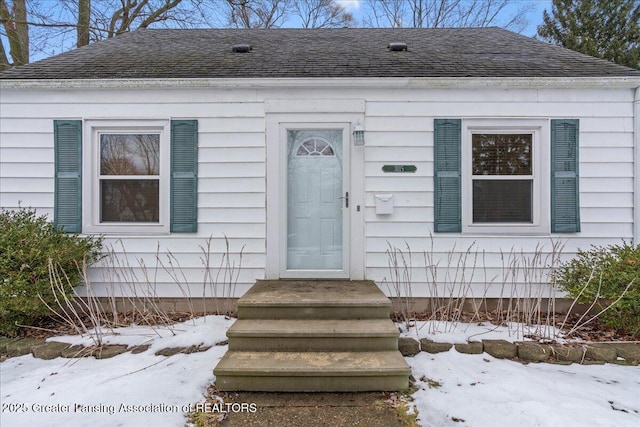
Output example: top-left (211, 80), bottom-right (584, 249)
top-left (2, 311), bottom-right (214, 340)
top-left (391, 311), bottom-right (638, 342)
top-left (3, 310), bottom-right (637, 342)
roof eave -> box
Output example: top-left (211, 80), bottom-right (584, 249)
top-left (1, 76), bottom-right (640, 90)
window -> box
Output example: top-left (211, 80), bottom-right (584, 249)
top-left (54, 119), bottom-right (198, 234)
top-left (433, 118), bottom-right (573, 235)
top-left (463, 120), bottom-right (549, 233)
top-left (471, 133), bottom-right (533, 223)
top-left (99, 133), bottom-right (161, 222)
top-left (84, 120), bottom-right (171, 233)
top-left (296, 137), bottom-right (335, 156)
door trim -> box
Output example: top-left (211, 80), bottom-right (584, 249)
top-left (265, 112), bottom-right (365, 281)
top-left (278, 123), bottom-right (350, 279)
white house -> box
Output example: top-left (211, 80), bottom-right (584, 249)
top-left (1, 28), bottom-right (639, 306)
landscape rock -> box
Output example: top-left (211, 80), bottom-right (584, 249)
top-left (61, 345), bottom-right (96, 358)
top-left (182, 344), bottom-right (211, 354)
top-left (551, 344), bottom-right (585, 363)
top-left (483, 340), bottom-right (517, 359)
top-left (610, 343), bottom-right (640, 362)
top-left (454, 342), bottom-right (483, 354)
top-left (517, 342), bottom-right (552, 362)
top-left (585, 344), bottom-right (618, 362)
top-left (0, 337), bottom-right (20, 353)
top-left (95, 345), bottom-right (129, 359)
top-left (5, 338), bottom-right (44, 357)
top-left (420, 339), bottom-right (452, 354)
top-left (398, 337), bottom-right (420, 356)
top-left (31, 341), bottom-right (71, 360)
top-left (155, 347), bottom-right (186, 357)
top-left (129, 344), bottom-right (151, 354)
top-left (580, 360), bottom-right (605, 365)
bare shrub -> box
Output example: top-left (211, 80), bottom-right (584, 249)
top-left (40, 235), bottom-right (244, 343)
top-left (383, 237), bottom-right (628, 341)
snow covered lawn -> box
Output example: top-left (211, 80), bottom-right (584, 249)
top-left (409, 351), bottom-right (639, 426)
top-left (1, 316), bottom-right (639, 427)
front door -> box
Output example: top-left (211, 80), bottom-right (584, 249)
top-left (284, 128), bottom-right (349, 277)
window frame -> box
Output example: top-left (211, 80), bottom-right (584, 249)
top-left (462, 119), bottom-right (550, 235)
top-left (83, 119), bottom-right (171, 234)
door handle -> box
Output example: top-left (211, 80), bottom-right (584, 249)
top-left (342, 191), bottom-right (349, 208)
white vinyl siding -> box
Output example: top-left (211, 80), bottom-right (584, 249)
top-left (0, 88), bottom-right (266, 298)
top-left (0, 84), bottom-right (636, 299)
top-left (363, 86), bottom-right (636, 297)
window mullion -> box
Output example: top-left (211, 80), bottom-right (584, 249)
top-left (471, 175), bottom-right (533, 181)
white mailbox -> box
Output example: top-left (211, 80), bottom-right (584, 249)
top-left (374, 194), bottom-right (394, 215)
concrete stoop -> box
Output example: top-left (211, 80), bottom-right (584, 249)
top-left (214, 280), bottom-right (411, 392)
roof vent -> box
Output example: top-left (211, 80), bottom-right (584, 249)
top-left (232, 44), bottom-right (252, 53)
top-left (388, 42), bottom-right (408, 52)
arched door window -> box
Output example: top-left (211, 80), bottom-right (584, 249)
top-left (295, 137), bottom-right (335, 157)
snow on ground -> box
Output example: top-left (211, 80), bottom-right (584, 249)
top-left (1, 316), bottom-right (234, 427)
top-left (1, 316), bottom-right (639, 427)
top-left (399, 319), bottom-right (569, 343)
top-left (409, 351), bottom-right (640, 427)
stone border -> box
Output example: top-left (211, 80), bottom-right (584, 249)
top-left (3, 336), bottom-right (639, 366)
top-left (0, 337), bottom-right (217, 362)
top-left (398, 337), bottom-right (640, 365)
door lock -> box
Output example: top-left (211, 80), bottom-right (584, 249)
top-left (339, 191), bottom-right (349, 208)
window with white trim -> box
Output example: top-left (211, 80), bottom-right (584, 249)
top-left (99, 133), bottom-right (160, 222)
top-left (472, 133), bottom-right (533, 223)
top-left (83, 120), bottom-right (171, 233)
top-left (462, 120), bottom-right (549, 234)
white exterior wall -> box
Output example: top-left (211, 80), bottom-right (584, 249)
top-left (0, 81), bottom-right (637, 298)
top-left (363, 87), bottom-right (636, 297)
top-left (0, 87), bottom-right (266, 298)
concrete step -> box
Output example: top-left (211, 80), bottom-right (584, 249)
top-left (227, 319), bottom-right (400, 352)
top-left (214, 351), bottom-right (411, 392)
top-left (214, 280), bottom-right (410, 392)
top-left (237, 280), bottom-right (391, 320)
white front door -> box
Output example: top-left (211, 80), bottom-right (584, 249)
top-left (283, 128), bottom-right (349, 277)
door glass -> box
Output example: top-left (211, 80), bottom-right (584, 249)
top-left (287, 129), bottom-right (343, 270)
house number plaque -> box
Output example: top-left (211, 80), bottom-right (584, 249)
top-left (382, 165), bottom-right (417, 173)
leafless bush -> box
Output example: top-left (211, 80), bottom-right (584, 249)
top-left (200, 235), bottom-right (245, 318)
top-left (422, 236), bottom-right (481, 334)
top-left (41, 236), bottom-right (244, 343)
top-left (384, 237), bottom-right (627, 341)
top-left (42, 258), bottom-right (112, 347)
top-left (100, 240), bottom-right (176, 335)
top-left (383, 242), bottom-right (414, 331)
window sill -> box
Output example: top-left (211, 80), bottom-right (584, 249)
top-left (462, 224), bottom-right (550, 236)
top-left (82, 224), bottom-right (170, 235)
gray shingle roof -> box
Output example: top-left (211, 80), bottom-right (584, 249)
top-left (1, 27), bottom-right (638, 79)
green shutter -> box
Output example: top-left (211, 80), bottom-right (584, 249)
top-left (170, 120), bottom-right (198, 233)
top-left (551, 119), bottom-right (580, 233)
top-left (434, 119), bottom-right (462, 232)
top-left (53, 120), bottom-right (82, 233)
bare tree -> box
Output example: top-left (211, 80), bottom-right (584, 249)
top-left (0, 0), bottom-right (29, 68)
top-left (363, 0), bottom-right (532, 33)
top-left (1, 0), bottom-right (210, 66)
top-left (293, 0), bottom-right (354, 28)
top-left (225, 0), bottom-right (289, 28)
top-left (77, 0), bottom-right (90, 47)
top-left (105, 0), bottom-right (183, 38)
top-left (363, 0), bottom-right (406, 28)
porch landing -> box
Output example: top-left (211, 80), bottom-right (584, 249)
top-left (214, 280), bottom-right (411, 392)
